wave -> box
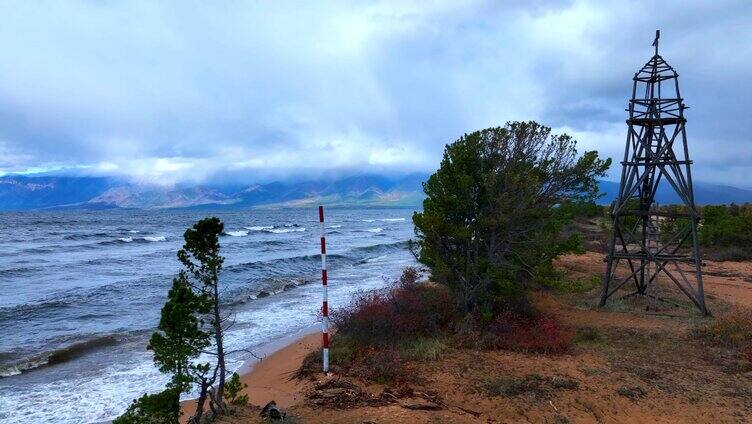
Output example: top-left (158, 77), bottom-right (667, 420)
top-left (0, 356), bottom-right (48, 377)
top-left (267, 227), bottom-right (305, 234)
top-left (224, 230), bottom-right (249, 237)
top-left (328, 224), bottom-right (342, 229)
top-left (367, 227), bottom-right (383, 233)
top-left (228, 278), bottom-right (310, 306)
top-left (353, 240), bottom-right (409, 254)
top-left (362, 218), bottom-right (406, 223)
top-left (226, 240), bottom-right (408, 274)
top-left (241, 225), bottom-right (305, 234)
top-left (224, 241), bottom-right (409, 306)
top-left (244, 225), bottom-right (274, 231)
top-left (225, 252), bottom-right (349, 275)
top-left (20, 247), bottom-right (55, 254)
top-left (0, 265), bottom-right (40, 277)
top-left (0, 276), bottom-right (162, 323)
top-left (356, 254), bottom-right (388, 264)
top-left (0, 332), bottom-right (138, 378)
top-left (99, 236), bottom-right (167, 245)
top-left (63, 232), bottom-right (110, 241)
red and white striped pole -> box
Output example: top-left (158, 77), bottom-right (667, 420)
top-left (318, 205), bottom-right (330, 373)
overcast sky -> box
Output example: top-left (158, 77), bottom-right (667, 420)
top-left (0, 1), bottom-right (750, 186)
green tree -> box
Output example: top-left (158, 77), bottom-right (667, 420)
top-left (177, 217), bottom-right (229, 421)
top-left (699, 204), bottom-right (752, 248)
top-left (412, 121), bottom-right (610, 316)
top-left (148, 272), bottom-right (211, 395)
top-left (224, 372), bottom-right (249, 406)
top-left (115, 217), bottom-right (234, 424)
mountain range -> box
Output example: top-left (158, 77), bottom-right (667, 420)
top-left (0, 174), bottom-right (427, 211)
top-left (1, 173), bottom-right (751, 211)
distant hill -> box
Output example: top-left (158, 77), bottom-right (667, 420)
top-left (0, 173), bottom-right (428, 211)
top-left (1, 173), bottom-right (751, 211)
top-left (597, 180), bottom-right (752, 205)
top-left (0, 175), bottom-right (118, 210)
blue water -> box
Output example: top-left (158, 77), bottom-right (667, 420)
top-left (0, 208), bottom-right (418, 423)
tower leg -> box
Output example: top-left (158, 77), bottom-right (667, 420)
top-left (599, 215), bottom-right (619, 307)
top-left (689, 217), bottom-right (709, 316)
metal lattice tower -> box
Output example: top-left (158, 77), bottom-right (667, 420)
top-left (599, 30), bottom-right (708, 315)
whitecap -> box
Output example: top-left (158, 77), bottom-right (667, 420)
top-left (244, 225), bottom-right (274, 231)
top-left (268, 227), bottom-right (306, 234)
top-left (144, 236), bottom-right (166, 242)
top-left (128, 230), bottom-right (140, 234)
top-left (118, 237), bottom-right (133, 243)
top-left (0, 365), bottom-right (22, 377)
top-left (381, 218), bottom-right (406, 222)
top-left (362, 219), bottom-right (376, 223)
top-left (225, 231), bottom-right (248, 237)
top-left (328, 224), bottom-right (342, 229)
top-left (367, 228), bottom-right (383, 233)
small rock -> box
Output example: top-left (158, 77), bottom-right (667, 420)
top-left (260, 400), bottom-right (285, 420)
top-left (257, 290), bottom-right (271, 298)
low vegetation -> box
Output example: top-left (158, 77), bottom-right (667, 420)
top-left (480, 373), bottom-right (578, 398)
top-left (298, 267), bottom-right (458, 383)
top-left (695, 306), bottom-right (752, 361)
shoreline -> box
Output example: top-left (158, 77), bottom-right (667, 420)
top-left (179, 325), bottom-right (321, 421)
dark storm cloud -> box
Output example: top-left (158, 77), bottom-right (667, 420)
top-left (0, 0), bottom-right (749, 185)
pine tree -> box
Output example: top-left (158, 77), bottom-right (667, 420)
top-left (413, 121), bottom-right (611, 315)
top-left (148, 271), bottom-right (211, 394)
top-left (177, 217), bottom-right (229, 421)
top-left (115, 217), bottom-right (233, 424)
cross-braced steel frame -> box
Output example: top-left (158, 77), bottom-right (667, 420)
top-left (599, 31), bottom-right (708, 315)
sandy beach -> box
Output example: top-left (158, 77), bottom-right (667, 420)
top-left (180, 331), bottom-right (320, 421)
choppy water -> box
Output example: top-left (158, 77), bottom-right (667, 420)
top-left (0, 208), bottom-right (417, 423)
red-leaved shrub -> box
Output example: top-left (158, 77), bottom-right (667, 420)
top-left (486, 309), bottom-right (574, 354)
top-left (331, 267), bottom-right (457, 348)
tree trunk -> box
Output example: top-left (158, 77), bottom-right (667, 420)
top-left (191, 384), bottom-right (208, 424)
top-left (212, 270), bottom-right (227, 411)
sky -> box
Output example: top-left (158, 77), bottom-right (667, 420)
top-left (0, 0), bottom-right (750, 186)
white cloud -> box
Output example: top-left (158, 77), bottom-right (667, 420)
top-left (0, 0), bottom-right (749, 186)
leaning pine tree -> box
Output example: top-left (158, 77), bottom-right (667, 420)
top-left (177, 217), bottom-right (230, 422)
top-left (115, 217), bottom-right (235, 424)
top-left (412, 121), bottom-right (610, 318)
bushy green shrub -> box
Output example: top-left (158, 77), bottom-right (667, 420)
top-left (113, 388), bottom-right (180, 424)
top-left (224, 372), bottom-right (249, 406)
top-left (699, 204), bottom-right (752, 249)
